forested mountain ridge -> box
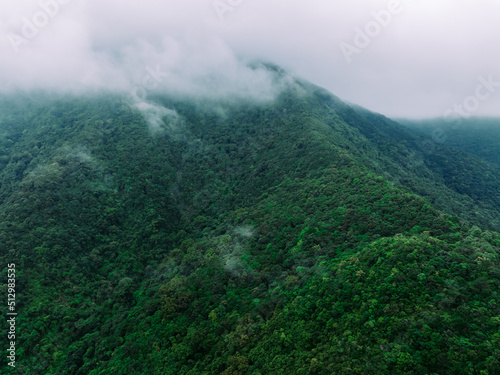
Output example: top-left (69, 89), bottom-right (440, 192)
top-left (300, 88), bottom-right (500, 232)
top-left (400, 117), bottom-right (500, 170)
top-left (0, 73), bottom-right (499, 374)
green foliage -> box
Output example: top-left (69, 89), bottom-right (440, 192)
top-left (0, 88), bottom-right (499, 374)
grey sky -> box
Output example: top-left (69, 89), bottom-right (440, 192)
top-left (1, 0), bottom-right (499, 118)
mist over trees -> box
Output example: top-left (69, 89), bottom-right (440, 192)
top-left (0, 77), bottom-right (499, 373)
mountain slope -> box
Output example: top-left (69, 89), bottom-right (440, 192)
top-left (300, 87), bottom-right (500, 231)
top-left (399, 117), bottom-right (500, 169)
top-left (0, 75), bottom-right (499, 374)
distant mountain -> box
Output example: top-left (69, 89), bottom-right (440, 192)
top-left (399, 117), bottom-right (500, 169)
top-left (0, 71), bottom-right (499, 374)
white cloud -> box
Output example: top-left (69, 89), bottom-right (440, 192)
top-left (1, 0), bottom-right (499, 117)
top-left (131, 98), bottom-right (180, 133)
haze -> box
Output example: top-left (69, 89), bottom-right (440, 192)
top-left (1, 0), bottom-right (499, 118)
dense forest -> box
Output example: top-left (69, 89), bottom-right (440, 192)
top-left (0, 74), bottom-right (499, 374)
top-left (400, 117), bottom-right (500, 170)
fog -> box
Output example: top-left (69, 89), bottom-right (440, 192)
top-left (1, 0), bottom-right (499, 118)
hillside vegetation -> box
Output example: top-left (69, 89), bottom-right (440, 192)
top-left (1, 78), bottom-right (499, 374)
top-left (400, 117), bottom-right (500, 169)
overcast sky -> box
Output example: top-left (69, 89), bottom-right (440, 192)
top-left (1, 0), bottom-right (499, 118)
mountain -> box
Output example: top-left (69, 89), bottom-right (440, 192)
top-left (399, 117), bottom-right (500, 169)
top-left (0, 72), bottom-right (499, 374)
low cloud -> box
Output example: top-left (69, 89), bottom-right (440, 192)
top-left (131, 98), bottom-right (181, 133)
top-left (233, 225), bottom-right (255, 238)
top-left (0, 1), bottom-right (286, 103)
top-left (1, 0), bottom-right (499, 117)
